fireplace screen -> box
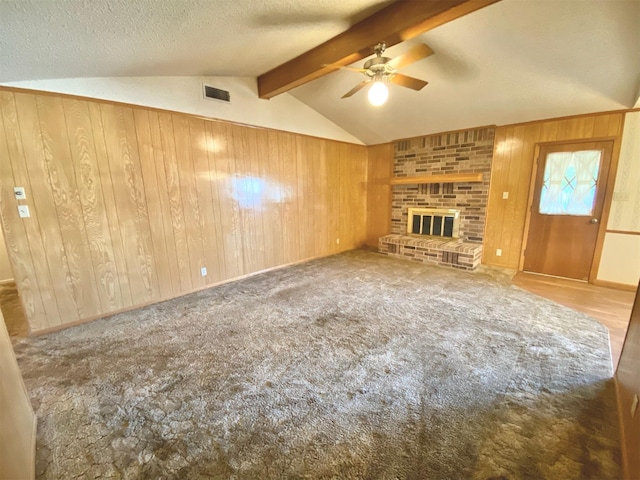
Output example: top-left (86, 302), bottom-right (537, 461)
top-left (407, 208), bottom-right (460, 238)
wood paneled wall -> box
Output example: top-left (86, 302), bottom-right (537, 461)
top-left (617, 283), bottom-right (640, 479)
top-left (483, 113), bottom-right (624, 269)
top-left (0, 308), bottom-right (36, 480)
top-left (365, 143), bottom-right (393, 247)
top-left (0, 90), bottom-right (368, 332)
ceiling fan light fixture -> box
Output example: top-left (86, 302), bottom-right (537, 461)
top-left (368, 80), bottom-right (388, 106)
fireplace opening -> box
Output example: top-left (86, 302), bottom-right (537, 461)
top-left (407, 208), bottom-right (460, 238)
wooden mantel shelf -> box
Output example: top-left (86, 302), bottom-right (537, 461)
top-left (390, 173), bottom-right (483, 185)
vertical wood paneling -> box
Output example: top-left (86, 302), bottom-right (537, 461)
top-left (592, 114), bottom-right (611, 137)
top-left (35, 95), bottom-right (102, 319)
top-left (63, 99), bottom-right (123, 313)
top-left (266, 129), bottom-right (286, 267)
top-left (501, 125), bottom-right (526, 268)
top-left (0, 311), bottom-right (36, 480)
top-left (157, 112), bottom-right (191, 292)
top-left (12, 93), bottom-right (78, 325)
top-left (220, 122), bottom-right (244, 278)
top-left (295, 136), bottom-right (313, 260)
top-left (0, 100), bottom-right (48, 330)
top-left (365, 143), bottom-right (393, 247)
top-left (204, 121), bottom-right (229, 280)
top-left (508, 123), bottom-right (541, 269)
top-left (616, 284), bottom-right (640, 480)
top-left (190, 117), bottom-right (222, 284)
top-left (315, 139), bottom-right (328, 257)
top-left (483, 128), bottom-right (508, 259)
top-left (234, 124), bottom-right (259, 274)
top-left (484, 112), bottom-right (624, 269)
top-left (134, 109), bottom-right (174, 299)
top-left (348, 143), bottom-right (368, 249)
top-left (325, 140), bottom-right (338, 254)
top-left (278, 131), bottom-right (299, 264)
top-left (172, 114), bottom-right (206, 289)
top-left (0, 90), bottom-right (368, 332)
top-left (88, 102), bottom-right (133, 307)
top-left (99, 104), bottom-right (158, 303)
top-left (147, 111), bottom-right (181, 294)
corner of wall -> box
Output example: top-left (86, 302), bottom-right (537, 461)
top-left (0, 227), bottom-right (13, 282)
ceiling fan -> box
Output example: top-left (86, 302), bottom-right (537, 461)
top-left (326, 42), bottom-right (434, 105)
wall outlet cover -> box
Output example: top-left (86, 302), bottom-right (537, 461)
top-left (18, 205), bottom-right (30, 218)
top-left (14, 186), bottom-right (26, 200)
top-left (200, 267), bottom-right (207, 277)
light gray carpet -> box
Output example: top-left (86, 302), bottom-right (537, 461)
top-left (13, 250), bottom-right (620, 479)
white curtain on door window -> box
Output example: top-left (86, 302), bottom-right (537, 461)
top-left (539, 150), bottom-right (601, 215)
top-left (540, 152), bottom-right (573, 214)
top-left (573, 150), bottom-right (601, 214)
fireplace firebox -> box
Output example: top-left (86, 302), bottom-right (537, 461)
top-left (407, 208), bottom-right (460, 239)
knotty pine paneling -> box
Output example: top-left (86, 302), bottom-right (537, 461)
top-left (484, 113), bottom-right (624, 269)
top-left (365, 143), bottom-right (393, 247)
top-left (0, 90), bottom-right (368, 332)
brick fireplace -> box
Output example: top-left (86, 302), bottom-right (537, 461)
top-left (379, 126), bottom-right (495, 270)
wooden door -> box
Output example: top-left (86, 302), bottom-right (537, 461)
top-left (523, 141), bottom-right (613, 280)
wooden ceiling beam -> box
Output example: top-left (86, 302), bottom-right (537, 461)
top-left (257, 0), bottom-right (500, 99)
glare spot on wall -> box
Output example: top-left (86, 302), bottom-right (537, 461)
top-left (232, 176), bottom-right (266, 209)
top-left (231, 176), bottom-right (291, 209)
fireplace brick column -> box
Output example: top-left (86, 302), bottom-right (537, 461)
top-left (391, 127), bottom-right (495, 244)
top-left (380, 126), bottom-right (495, 270)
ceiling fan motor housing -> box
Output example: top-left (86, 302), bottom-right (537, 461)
top-left (363, 56), bottom-right (395, 77)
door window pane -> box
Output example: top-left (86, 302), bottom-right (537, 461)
top-left (539, 150), bottom-right (601, 215)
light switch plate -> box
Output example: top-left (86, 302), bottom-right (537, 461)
top-left (18, 205), bottom-right (30, 218)
top-left (502, 191), bottom-right (509, 199)
top-left (14, 186), bottom-right (26, 200)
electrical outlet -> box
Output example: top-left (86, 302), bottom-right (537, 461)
top-left (502, 191), bottom-right (509, 200)
top-left (14, 186), bottom-right (26, 200)
top-left (18, 205), bottom-right (30, 218)
top-left (200, 267), bottom-right (207, 277)
top-left (496, 248), bottom-right (502, 257)
top-left (336, 238), bottom-right (340, 245)
top-left (632, 394), bottom-right (639, 418)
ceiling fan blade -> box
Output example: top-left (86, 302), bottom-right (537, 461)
top-left (388, 43), bottom-right (434, 70)
top-left (390, 73), bottom-right (428, 91)
top-left (341, 80), bottom-right (371, 98)
top-left (323, 63), bottom-right (367, 73)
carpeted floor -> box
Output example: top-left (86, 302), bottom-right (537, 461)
top-left (12, 250), bottom-right (620, 479)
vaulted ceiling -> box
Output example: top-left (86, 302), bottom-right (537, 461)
top-left (1, 0), bottom-right (638, 144)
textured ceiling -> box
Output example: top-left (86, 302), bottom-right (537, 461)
top-left (1, 0), bottom-right (639, 144)
top-left (0, 0), bottom-right (390, 81)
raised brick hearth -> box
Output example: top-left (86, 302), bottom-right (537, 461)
top-left (379, 126), bottom-right (495, 270)
top-left (379, 234), bottom-right (483, 270)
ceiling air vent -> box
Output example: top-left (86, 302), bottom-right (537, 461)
top-left (203, 84), bottom-right (230, 103)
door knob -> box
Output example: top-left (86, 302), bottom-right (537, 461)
top-left (590, 218), bottom-right (599, 224)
